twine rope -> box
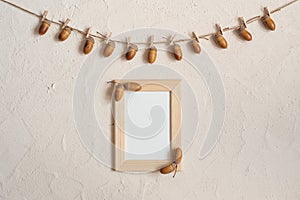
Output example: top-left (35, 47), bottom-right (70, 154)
top-left (0, 0), bottom-right (298, 45)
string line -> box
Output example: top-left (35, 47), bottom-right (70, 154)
top-left (0, 0), bottom-right (298, 45)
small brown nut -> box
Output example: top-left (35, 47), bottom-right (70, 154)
top-left (103, 41), bottom-right (115, 57)
top-left (239, 28), bottom-right (252, 41)
top-left (214, 34), bottom-right (228, 49)
top-left (263, 16), bottom-right (276, 31)
top-left (175, 148), bottom-right (183, 164)
top-left (123, 82), bottom-right (142, 91)
top-left (192, 40), bottom-right (201, 54)
top-left (126, 44), bottom-right (138, 61)
top-left (160, 163), bottom-right (177, 174)
top-left (58, 27), bottom-right (72, 41)
top-left (114, 84), bottom-right (124, 101)
top-left (83, 37), bottom-right (95, 54)
top-left (173, 44), bottom-right (182, 61)
top-left (148, 46), bottom-right (157, 64)
top-left (38, 21), bottom-right (50, 35)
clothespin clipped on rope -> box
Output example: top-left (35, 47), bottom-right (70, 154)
top-left (83, 27), bottom-right (95, 54)
top-left (214, 24), bottom-right (228, 49)
top-left (58, 18), bottom-right (71, 41)
top-left (38, 10), bottom-right (50, 35)
top-left (262, 7), bottom-right (276, 31)
top-left (238, 17), bottom-right (252, 41)
top-left (191, 32), bottom-right (201, 54)
top-left (125, 36), bottom-right (138, 61)
top-left (169, 35), bottom-right (182, 61)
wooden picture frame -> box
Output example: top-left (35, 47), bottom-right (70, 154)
top-left (113, 80), bottom-right (182, 172)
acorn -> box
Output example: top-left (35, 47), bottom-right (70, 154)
top-left (148, 46), bottom-right (157, 64)
top-left (83, 37), bottom-right (95, 54)
top-left (175, 148), bottom-right (183, 164)
top-left (125, 44), bottom-right (138, 61)
top-left (239, 29), bottom-right (252, 41)
top-left (38, 21), bottom-right (50, 35)
top-left (262, 16), bottom-right (276, 31)
top-left (104, 41), bottom-right (115, 57)
top-left (173, 44), bottom-right (182, 61)
top-left (192, 40), bottom-right (201, 54)
top-left (160, 163), bottom-right (177, 174)
top-left (159, 147), bottom-right (182, 177)
top-left (114, 84), bottom-right (124, 101)
top-left (215, 34), bottom-right (228, 49)
top-left (123, 82), bottom-right (142, 91)
top-left (58, 27), bottom-right (71, 41)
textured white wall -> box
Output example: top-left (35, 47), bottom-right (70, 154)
top-left (0, 0), bottom-right (300, 199)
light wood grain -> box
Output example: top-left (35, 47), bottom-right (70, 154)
top-left (114, 80), bottom-right (182, 172)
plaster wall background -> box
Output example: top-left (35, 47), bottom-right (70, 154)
top-left (0, 0), bottom-right (300, 199)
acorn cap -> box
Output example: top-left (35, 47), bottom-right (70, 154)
top-left (63, 27), bottom-right (72, 33)
top-left (86, 36), bottom-right (95, 43)
top-left (108, 41), bottom-right (115, 47)
top-left (128, 43), bottom-right (138, 50)
top-left (149, 46), bottom-right (157, 50)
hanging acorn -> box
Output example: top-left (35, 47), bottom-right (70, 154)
top-left (191, 32), bottom-right (201, 54)
top-left (59, 27), bottom-right (71, 41)
top-left (192, 40), bottom-right (201, 53)
top-left (262, 7), bottom-right (276, 31)
top-left (38, 11), bottom-right (50, 35)
top-left (83, 28), bottom-right (94, 55)
top-left (39, 21), bottom-right (50, 35)
top-left (215, 34), bottom-right (227, 49)
top-left (83, 37), bottom-right (94, 54)
top-left (114, 83), bottom-right (124, 102)
top-left (123, 82), bottom-right (142, 91)
top-left (160, 163), bottom-right (177, 174)
top-left (126, 43), bottom-right (138, 61)
top-left (147, 35), bottom-right (157, 64)
top-left (173, 43), bottom-right (182, 61)
top-left (238, 17), bottom-right (252, 41)
top-left (148, 46), bottom-right (157, 64)
top-left (240, 29), bottom-right (252, 41)
top-left (160, 148), bottom-right (183, 178)
top-left (214, 24), bottom-right (228, 49)
top-left (58, 19), bottom-right (71, 41)
top-left (104, 41), bottom-right (115, 57)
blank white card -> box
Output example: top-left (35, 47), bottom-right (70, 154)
top-left (125, 91), bottom-right (171, 160)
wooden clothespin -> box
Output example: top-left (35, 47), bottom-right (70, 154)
top-left (239, 17), bottom-right (247, 29)
top-left (216, 24), bottom-right (224, 35)
top-left (61, 18), bottom-right (71, 30)
top-left (41, 10), bottom-right (48, 22)
top-left (126, 36), bottom-right (130, 47)
top-left (149, 35), bottom-right (154, 47)
top-left (264, 7), bottom-right (271, 17)
top-left (169, 34), bottom-right (176, 45)
top-left (192, 32), bottom-right (200, 43)
top-left (86, 27), bottom-right (91, 38)
top-left (191, 32), bottom-right (201, 54)
top-left (105, 32), bottom-right (112, 43)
